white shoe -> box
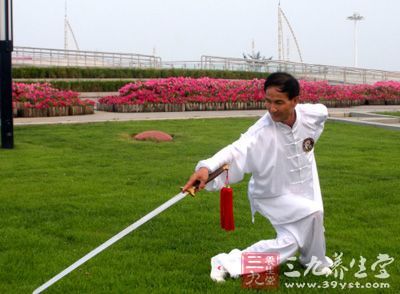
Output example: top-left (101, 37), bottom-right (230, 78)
top-left (325, 256), bottom-right (333, 267)
top-left (210, 257), bottom-right (228, 283)
top-left (315, 256), bottom-right (333, 276)
top-left (315, 266), bottom-right (332, 276)
top-left (301, 256), bottom-right (334, 268)
top-left (314, 256), bottom-right (333, 276)
top-left (301, 256), bottom-right (333, 276)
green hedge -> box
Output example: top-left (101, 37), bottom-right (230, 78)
top-left (38, 80), bottom-right (131, 92)
top-left (12, 66), bottom-right (268, 80)
top-left (13, 67), bottom-right (270, 92)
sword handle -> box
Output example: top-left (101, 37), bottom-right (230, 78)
top-left (186, 164), bottom-right (229, 196)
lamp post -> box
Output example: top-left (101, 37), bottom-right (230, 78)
top-left (347, 12), bottom-right (364, 68)
top-left (0, 0), bottom-right (14, 148)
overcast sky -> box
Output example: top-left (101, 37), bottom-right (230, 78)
top-left (13, 0), bottom-right (400, 71)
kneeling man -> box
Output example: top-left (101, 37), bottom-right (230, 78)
top-left (183, 72), bottom-right (333, 282)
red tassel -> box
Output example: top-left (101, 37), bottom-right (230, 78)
top-left (220, 186), bottom-right (235, 231)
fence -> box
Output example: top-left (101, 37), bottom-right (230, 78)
top-left (12, 46), bottom-right (400, 84)
top-left (13, 46), bottom-right (162, 68)
top-left (200, 56), bottom-right (400, 84)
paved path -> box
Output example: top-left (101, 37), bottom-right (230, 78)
top-left (14, 105), bottom-right (400, 130)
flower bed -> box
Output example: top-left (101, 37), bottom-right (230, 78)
top-left (98, 77), bottom-right (265, 112)
top-left (98, 78), bottom-right (400, 112)
top-left (12, 83), bottom-right (95, 117)
top-left (299, 80), bottom-right (400, 107)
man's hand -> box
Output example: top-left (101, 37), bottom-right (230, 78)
top-left (182, 167), bottom-right (210, 193)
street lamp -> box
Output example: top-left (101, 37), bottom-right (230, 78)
top-left (0, 0), bottom-right (14, 148)
top-left (347, 12), bottom-right (364, 67)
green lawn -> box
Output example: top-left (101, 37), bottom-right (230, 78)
top-left (0, 118), bottom-right (399, 293)
top-left (375, 111), bottom-right (400, 117)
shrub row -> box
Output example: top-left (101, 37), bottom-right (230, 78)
top-left (12, 82), bottom-right (95, 117)
top-left (13, 66), bottom-right (268, 80)
top-left (97, 78), bottom-right (400, 113)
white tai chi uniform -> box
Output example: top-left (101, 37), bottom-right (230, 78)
top-left (196, 104), bottom-right (330, 277)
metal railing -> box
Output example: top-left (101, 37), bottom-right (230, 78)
top-left (162, 60), bottom-right (203, 70)
top-left (11, 46), bottom-right (400, 84)
top-left (12, 46), bottom-right (162, 68)
top-left (200, 56), bottom-right (400, 84)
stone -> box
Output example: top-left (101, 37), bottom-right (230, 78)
top-left (133, 130), bottom-right (173, 142)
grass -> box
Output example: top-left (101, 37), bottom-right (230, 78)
top-left (0, 118), bottom-right (399, 293)
top-left (375, 111), bottom-right (400, 117)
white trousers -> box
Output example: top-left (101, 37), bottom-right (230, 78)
top-left (213, 211), bottom-right (330, 277)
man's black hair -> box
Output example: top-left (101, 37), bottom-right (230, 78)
top-left (264, 72), bottom-right (300, 100)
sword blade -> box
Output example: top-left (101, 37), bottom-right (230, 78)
top-left (33, 191), bottom-right (188, 294)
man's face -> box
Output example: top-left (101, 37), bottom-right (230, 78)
top-left (265, 86), bottom-right (298, 124)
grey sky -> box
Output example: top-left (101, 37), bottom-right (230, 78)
top-left (14, 0), bottom-right (400, 71)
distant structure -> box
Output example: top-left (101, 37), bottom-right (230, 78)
top-left (242, 39), bottom-right (272, 61)
top-left (64, 0), bottom-right (80, 51)
top-left (277, 1), bottom-right (303, 63)
top-left (347, 12), bottom-right (364, 67)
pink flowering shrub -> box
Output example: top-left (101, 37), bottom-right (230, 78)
top-left (299, 80), bottom-right (400, 104)
top-left (99, 77), bottom-right (265, 105)
top-left (12, 82), bottom-right (95, 109)
top-left (99, 78), bottom-right (400, 108)
top-left (369, 81), bottom-right (400, 101)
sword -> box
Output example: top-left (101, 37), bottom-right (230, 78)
top-left (32, 164), bottom-right (229, 294)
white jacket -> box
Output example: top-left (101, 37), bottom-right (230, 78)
top-left (196, 104), bottom-right (328, 225)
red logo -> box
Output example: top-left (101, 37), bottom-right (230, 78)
top-left (241, 252), bottom-right (280, 289)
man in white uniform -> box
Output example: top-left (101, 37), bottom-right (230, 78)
top-left (183, 72), bottom-right (332, 282)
